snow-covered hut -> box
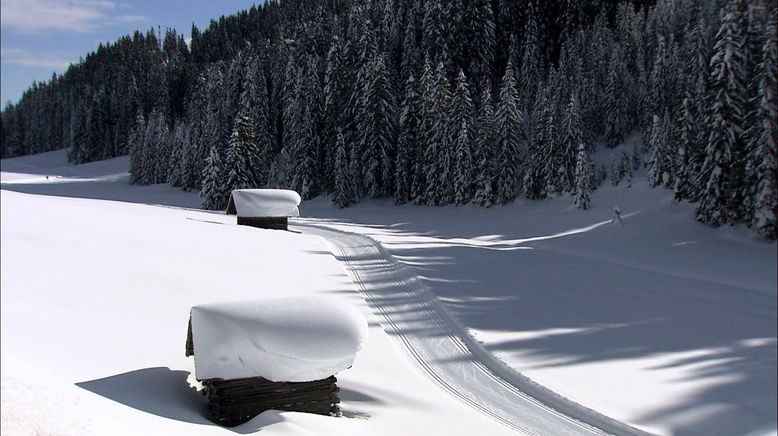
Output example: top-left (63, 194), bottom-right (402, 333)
top-left (226, 189), bottom-right (301, 230)
top-left (185, 297), bottom-right (368, 426)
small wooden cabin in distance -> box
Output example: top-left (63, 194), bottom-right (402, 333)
top-left (226, 189), bottom-right (301, 230)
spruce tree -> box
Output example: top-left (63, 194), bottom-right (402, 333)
top-left (574, 142), bottom-right (593, 210)
top-left (557, 94), bottom-right (584, 194)
top-left (453, 119), bottom-right (473, 205)
top-left (697, 1), bottom-right (748, 226)
top-left (674, 96), bottom-right (695, 202)
top-left (520, 8), bottom-right (542, 106)
top-left (604, 48), bottom-right (628, 148)
top-left (495, 61), bottom-right (522, 204)
top-left (360, 54), bottom-right (395, 198)
top-left (225, 113), bottom-right (257, 192)
top-left (647, 113), bottom-right (668, 188)
top-left (747, 16), bottom-right (777, 239)
top-left (472, 83), bottom-right (497, 207)
top-left (524, 86), bottom-right (551, 200)
top-left (332, 129), bottom-right (354, 208)
top-left (128, 110), bottom-right (145, 185)
top-left (201, 145), bottom-right (226, 210)
top-left (451, 69), bottom-right (473, 204)
top-left (396, 73), bottom-right (422, 205)
top-left (424, 62), bottom-right (453, 206)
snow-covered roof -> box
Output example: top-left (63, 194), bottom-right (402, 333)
top-left (226, 189), bottom-right (301, 217)
top-left (189, 296), bottom-right (368, 382)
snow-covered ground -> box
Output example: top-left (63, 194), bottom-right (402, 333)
top-left (2, 148), bottom-right (776, 436)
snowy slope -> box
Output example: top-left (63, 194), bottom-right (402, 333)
top-left (2, 148), bottom-right (776, 436)
top-left (0, 190), bottom-right (519, 436)
top-left (299, 183), bottom-right (777, 436)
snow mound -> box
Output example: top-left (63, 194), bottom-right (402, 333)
top-left (190, 296), bottom-right (368, 382)
top-left (227, 189), bottom-right (301, 217)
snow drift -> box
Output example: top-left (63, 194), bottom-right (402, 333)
top-left (189, 296), bottom-right (368, 382)
top-left (227, 189), bottom-right (301, 217)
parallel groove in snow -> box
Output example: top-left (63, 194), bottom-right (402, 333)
top-left (295, 221), bottom-right (652, 436)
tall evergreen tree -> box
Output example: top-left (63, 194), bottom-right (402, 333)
top-left (201, 145), bottom-right (226, 210)
top-left (396, 73), bottom-right (422, 204)
top-left (495, 61), bottom-right (522, 204)
top-left (472, 82), bottom-right (497, 207)
top-left (360, 54), bottom-right (395, 198)
top-left (604, 47), bottom-right (628, 148)
top-left (332, 129), bottom-right (354, 208)
top-left (424, 62), bottom-right (453, 205)
top-left (697, 1), bottom-right (748, 226)
top-left (747, 16), bottom-right (777, 239)
top-left (557, 94), bottom-right (584, 194)
top-left (574, 142), bottom-right (593, 209)
top-left (128, 110), bottom-right (145, 184)
top-left (451, 69), bottom-right (473, 204)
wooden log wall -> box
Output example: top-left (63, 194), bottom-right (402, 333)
top-left (202, 375), bottom-right (341, 426)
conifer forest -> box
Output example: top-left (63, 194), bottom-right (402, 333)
top-left (1, 0), bottom-right (775, 239)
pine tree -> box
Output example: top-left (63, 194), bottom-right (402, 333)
top-left (473, 83), bottom-right (497, 207)
top-left (414, 61), bottom-right (435, 204)
top-left (424, 62), bottom-right (453, 206)
top-left (520, 8), bottom-right (542, 106)
top-left (128, 110), bottom-right (145, 184)
top-left (201, 145), bottom-right (226, 210)
top-left (360, 54), bottom-right (395, 198)
top-left (697, 1), bottom-right (748, 226)
top-left (524, 86), bottom-right (551, 200)
top-left (332, 129), bottom-right (354, 208)
top-left (673, 96), bottom-right (695, 202)
top-left (747, 16), bottom-right (777, 239)
top-left (225, 113), bottom-right (257, 192)
top-left (604, 48), bottom-right (628, 148)
top-left (646, 111), bottom-right (673, 188)
top-left (168, 122), bottom-right (189, 188)
top-left (495, 61), bottom-right (522, 204)
top-left (557, 94), bottom-right (583, 194)
top-left (422, 0), bottom-right (450, 67)
top-left (451, 69), bottom-right (473, 205)
top-left (453, 119), bottom-right (473, 205)
top-left (396, 73), bottom-right (422, 204)
top-left (574, 142), bottom-right (593, 209)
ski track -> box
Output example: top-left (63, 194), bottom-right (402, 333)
top-left (294, 221), bottom-right (653, 436)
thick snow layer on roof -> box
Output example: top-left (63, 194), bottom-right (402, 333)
top-left (190, 296), bottom-right (368, 382)
top-left (228, 189), bottom-right (301, 217)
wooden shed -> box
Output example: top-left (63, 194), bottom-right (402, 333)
top-left (226, 189), bottom-right (301, 230)
top-left (186, 316), bottom-right (341, 426)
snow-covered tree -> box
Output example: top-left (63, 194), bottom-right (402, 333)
top-left (746, 16), bottom-right (777, 239)
top-left (574, 142), bottom-right (593, 209)
top-left (557, 94), bottom-right (584, 194)
top-left (647, 112), bottom-right (671, 188)
top-left (423, 62), bottom-right (453, 206)
top-left (224, 112), bottom-right (257, 192)
top-left (128, 110), bottom-right (145, 184)
top-left (201, 145), bottom-right (226, 210)
top-left (697, 1), bottom-right (748, 226)
top-left (451, 69), bottom-right (473, 205)
top-left (396, 73), bottom-right (422, 204)
top-left (604, 48), bottom-right (628, 148)
top-left (332, 129), bottom-right (354, 208)
top-left (495, 61), bottom-right (522, 204)
top-left (360, 54), bottom-right (395, 198)
top-left (472, 83), bottom-right (497, 207)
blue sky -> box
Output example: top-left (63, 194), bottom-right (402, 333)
top-left (1, 0), bottom-right (260, 107)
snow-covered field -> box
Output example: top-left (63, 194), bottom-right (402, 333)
top-left (2, 149), bottom-right (776, 436)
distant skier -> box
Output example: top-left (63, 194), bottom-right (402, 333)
top-left (612, 206), bottom-right (622, 227)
